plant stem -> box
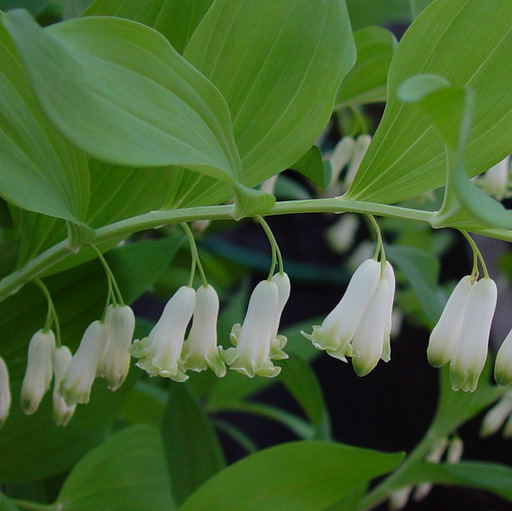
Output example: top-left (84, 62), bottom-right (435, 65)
top-left (11, 499), bottom-right (55, 511)
top-left (1, 196), bottom-right (510, 304)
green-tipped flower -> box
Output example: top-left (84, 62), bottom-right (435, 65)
top-left (494, 328), bottom-right (512, 386)
top-left (99, 305), bottom-right (135, 391)
top-left (0, 357), bottom-right (11, 428)
top-left (227, 280), bottom-right (282, 378)
top-left (182, 285), bottom-right (226, 377)
top-left (427, 276), bottom-right (474, 368)
top-left (61, 320), bottom-right (108, 405)
top-left (450, 277), bottom-right (497, 392)
top-left (268, 272), bottom-right (291, 361)
top-left (480, 390), bottom-right (512, 437)
top-left (302, 259), bottom-right (381, 362)
top-left (52, 346), bottom-right (76, 427)
top-left (20, 329), bottom-right (55, 414)
top-left (130, 286), bottom-right (195, 382)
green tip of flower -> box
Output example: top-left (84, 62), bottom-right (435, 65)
top-left (494, 369), bottom-right (512, 387)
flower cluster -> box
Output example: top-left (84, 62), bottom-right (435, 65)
top-left (302, 258), bottom-right (395, 376)
top-left (427, 276), bottom-right (497, 392)
top-left (0, 304), bottom-right (135, 428)
top-left (131, 274), bottom-right (291, 381)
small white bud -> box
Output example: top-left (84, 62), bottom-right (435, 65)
top-left (130, 286), bottom-right (195, 381)
top-left (227, 280), bottom-right (282, 378)
top-left (477, 156), bottom-right (511, 201)
top-left (343, 134), bottom-right (372, 191)
top-left (20, 329), bottom-right (55, 414)
top-left (61, 320), bottom-right (108, 405)
top-left (326, 214), bottom-right (359, 253)
top-left (52, 346), bottom-right (76, 426)
top-left (100, 305), bottom-right (135, 391)
top-left (450, 278), bottom-right (497, 392)
top-left (427, 276), bottom-right (474, 368)
top-left (328, 136), bottom-right (355, 188)
top-left (494, 328), bottom-right (512, 386)
top-left (480, 391), bottom-right (512, 437)
top-left (447, 437), bottom-right (464, 464)
top-left (389, 486), bottom-right (412, 510)
top-left (0, 357), bottom-right (11, 427)
top-left (182, 285), bottom-right (226, 377)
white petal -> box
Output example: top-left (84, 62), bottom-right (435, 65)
top-left (0, 357), bottom-right (11, 427)
top-left (494, 328), bottom-right (512, 386)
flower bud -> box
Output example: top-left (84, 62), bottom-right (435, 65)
top-left (99, 305), bottom-right (135, 391)
top-left (480, 391), bottom-right (512, 437)
top-left (494, 328), bottom-right (512, 386)
top-left (61, 320), bottom-right (108, 405)
top-left (52, 346), bottom-right (76, 426)
top-left (0, 357), bottom-right (11, 428)
top-left (182, 285), bottom-right (226, 377)
top-left (450, 278), bottom-right (497, 392)
top-left (20, 329), bottom-right (55, 414)
top-left (268, 272), bottom-right (291, 361)
top-left (427, 276), bottom-right (474, 368)
top-left (130, 286), bottom-right (195, 381)
top-left (227, 280), bottom-right (281, 378)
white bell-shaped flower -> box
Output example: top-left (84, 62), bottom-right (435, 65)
top-left (99, 305), bottom-right (135, 391)
top-left (61, 320), bottom-right (108, 405)
top-left (477, 156), bottom-right (511, 201)
top-left (450, 277), bottom-right (497, 392)
top-left (130, 286), bottom-right (195, 382)
top-left (381, 261), bottom-right (396, 363)
top-left (427, 276), bottom-right (475, 368)
top-left (182, 285), bottom-right (226, 377)
top-left (351, 277), bottom-right (390, 376)
top-left (302, 259), bottom-right (381, 362)
top-left (20, 329), bottom-right (55, 414)
top-left (480, 390), bottom-right (512, 437)
top-left (52, 346), bottom-right (76, 426)
top-left (0, 357), bottom-right (11, 428)
top-left (268, 272), bottom-right (291, 360)
top-left (494, 328), bottom-right (512, 386)
top-left (227, 280), bottom-right (282, 378)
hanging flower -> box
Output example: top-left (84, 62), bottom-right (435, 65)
top-left (226, 279), bottom-right (282, 378)
top-left (450, 277), bottom-right (497, 392)
top-left (52, 346), bottom-right (76, 427)
top-left (182, 284), bottom-right (226, 377)
top-left (99, 305), bottom-right (135, 391)
top-left (480, 390), bottom-right (512, 437)
top-left (427, 276), bottom-right (475, 368)
top-left (494, 327), bottom-right (512, 386)
top-left (0, 356), bottom-right (11, 428)
top-left (20, 329), bottom-right (55, 414)
top-left (301, 259), bottom-right (382, 362)
top-left (130, 286), bottom-right (195, 382)
top-left (268, 272), bottom-right (291, 360)
top-left (61, 320), bottom-right (109, 406)
top-left (476, 155), bottom-right (512, 201)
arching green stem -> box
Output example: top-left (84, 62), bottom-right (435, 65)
top-left (367, 214), bottom-right (386, 262)
top-left (460, 230), bottom-right (489, 279)
top-left (181, 222), bottom-right (207, 287)
top-left (33, 279), bottom-right (61, 347)
top-left (256, 215), bottom-right (284, 279)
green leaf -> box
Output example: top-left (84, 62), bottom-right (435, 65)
top-left (169, 0), bottom-right (356, 207)
top-left (0, 23), bottom-right (89, 226)
top-left (394, 461), bottom-right (512, 503)
top-left (289, 146), bottom-right (329, 190)
top-left (161, 384), bottom-right (225, 506)
top-left (347, 0), bottom-right (512, 204)
top-left (63, 0), bottom-right (92, 19)
top-left (178, 441), bottom-right (404, 511)
top-left (346, 0), bottom-right (410, 30)
top-left (386, 245), bottom-right (444, 326)
top-left (56, 426), bottom-right (175, 511)
top-left (0, 0), bottom-right (49, 15)
top-left (3, 10), bottom-right (242, 185)
top-left (279, 355), bottom-right (331, 440)
top-left (0, 492), bottom-right (19, 511)
top-left (83, 0), bottom-right (213, 55)
top-left (399, 74), bottom-right (512, 230)
top-left (0, 237), bottom-right (181, 483)
top-left (335, 26), bottom-right (397, 108)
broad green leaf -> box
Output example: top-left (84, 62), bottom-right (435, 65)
top-left (161, 384), bottom-right (225, 506)
top-left (0, 237), bottom-right (181, 482)
top-left (121, 380), bottom-right (168, 428)
top-left (0, 23), bottom-right (89, 226)
top-left (0, 0), bottom-right (48, 15)
top-left (386, 245), bottom-right (444, 325)
top-left (3, 10), bottom-right (242, 185)
top-left (347, 0), bottom-right (512, 204)
top-left (0, 492), bottom-right (19, 511)
top-left (398, 75), bottom-right (512, 230)
top-left (56, 426), bottom-right (175, 511)
top-left (335, 26), bottom-right (396, 108)
top-left (346, 0), bottom-right (410, 30)
top-left (393, 461), bottom-right (512, 503)
top-left (83, 0), bottom-right (213, 54)
top-left (168, 0), bottom-right (356, 208)
top-left (178, 441), bottom-right (403, 511)
top-left (279, 354), bottom-right (331, 440)
top-left (63, 0), bottom-right (92, 19)
top-left (289, 146), bottom-right (329, 190)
